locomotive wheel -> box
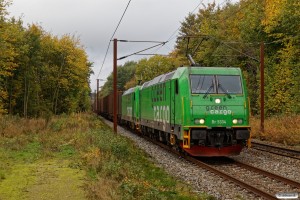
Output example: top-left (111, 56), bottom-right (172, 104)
top-left (170, 134), bottom-right (176, 146)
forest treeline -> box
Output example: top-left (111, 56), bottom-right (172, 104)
top-left (0, 1), bottom-right (92, 117)
top-left (101, 0), bottom-right (299, 116)
top-left (1, 0), bottom-right (299, 117)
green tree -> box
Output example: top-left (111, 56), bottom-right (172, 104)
top-left (0, 1), bottom-right (92, 117)
top-left (100, 61), bottom-right (136, 97)
top-left (263, 0), bottom-right (300, 115)
top-left (135, 55), bottom-right (179, 84)
top-left (174, 0), bottom-right (299, 115)
top-left (0, 1), bottom-right (26, 114)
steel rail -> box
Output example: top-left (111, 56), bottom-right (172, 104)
top-left (143, 137), bottom-right (278, 200)
top-left (185, 156), bottom-right (278, 199)
top-left (107, 121), bottom-right (297, 200)
top-left (231, 159), bottom-right (300, 189)
top-left (251, 141), bottom-right (300, 160)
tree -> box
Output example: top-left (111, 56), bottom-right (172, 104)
top-left (135, 55), bottom-right (179, 84)
top-left (100, 61), bottom-right (136, 97)
top-left (0, 1), bottom-right (25, 114)
top-left (263, 0), bottom-right (300, 115)
top-left (173, 0), bottom-right (299, 115)
top-left (0, 19), bottom-right (92, 116)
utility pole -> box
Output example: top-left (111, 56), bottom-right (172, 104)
top-left (96, 79), bottom-right (99, 114)
top-left (113, 38), bottom-right (118, 133)
top-left (260, 42), bottom-right (264, 133)
top-left (94, 89), bottom-right (97, 112)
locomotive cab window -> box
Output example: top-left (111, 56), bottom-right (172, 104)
top-left (190, 75), bottom-right (242, 94)
top-left (217, 75), bottom-right (242, 94)
top-left (190, 75), bottom-right (214, 94)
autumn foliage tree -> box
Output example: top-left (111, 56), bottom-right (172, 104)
top-left (174, 0), bottom-right (299, 115)
top-left (135, 55), bottom-right (180, 84)
top-left (100, 61), bottom-right (136, 97)
top-left (0, 1), bottom-right (92, 117)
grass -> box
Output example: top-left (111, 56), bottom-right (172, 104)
top-left (0, 113), bottom-right (210, 200)
top-left (250, 115), bottom-right (300, 146)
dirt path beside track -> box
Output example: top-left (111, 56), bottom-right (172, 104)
top-left (0, 159), bottom-right (86, 200)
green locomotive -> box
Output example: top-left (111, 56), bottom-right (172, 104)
top-left (121, 86), bottom-right (140, 129)
top-left (121, 66), bottom-right (251, 156)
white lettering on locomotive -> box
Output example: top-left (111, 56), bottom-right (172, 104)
top-left (127, 107), bottom-right (132, 116)
top-left (206, 106), bottom-right (232, 115)
top-left (209, 109), bottom-right (232, 115)
top-left (153, 105), bottom-right (170, 123)
top-left (212, 120), bottom-right (226, 125)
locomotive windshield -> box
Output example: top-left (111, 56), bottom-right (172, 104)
top-left (190, 75), bottom-right (242, 94)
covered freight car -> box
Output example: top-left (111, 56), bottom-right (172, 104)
top-left (99, 92), bottom-right (122, 121)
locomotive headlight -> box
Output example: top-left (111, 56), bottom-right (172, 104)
top-left (195, 119), bottom-right (205, 124)
top-left (215, 98), bottom-right (221, 104)
top-left (232, 119), bottom-right (243, 124)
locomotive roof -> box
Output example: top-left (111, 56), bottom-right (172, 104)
top-left (123, 86), bottom-right (140, 95)
top-left (141, 66), bottom-right (242, 89)
top-left (141, 70), bottom-right (175, 89)
top-left (173, 66), bottom-right (242, 77)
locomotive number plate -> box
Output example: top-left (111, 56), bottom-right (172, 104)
top-left (212, 120), bottom-right (226, 125)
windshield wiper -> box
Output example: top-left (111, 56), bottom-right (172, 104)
top-left (218, 83), bottom-right (232, 99)
top-left (203, 83), bottom-right (214, 99)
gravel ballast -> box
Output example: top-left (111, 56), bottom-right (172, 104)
top-left (104, 120), bottom-right (300, 199)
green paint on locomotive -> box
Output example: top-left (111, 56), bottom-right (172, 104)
top-left (121, 86), bottom-right (140, 128)
top-left (123, 66), bottom-right (250, 149)
top-left (174, 67), bottom-right (250, 128)
top-left (172, 67), bottom-right (250, 145)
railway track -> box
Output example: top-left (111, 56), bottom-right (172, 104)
top-left (102, 118), bottom-right (300, 199)
top-left (251, 141), bottom-right (300, 160)
top-left (145, 138), bottom-right (300, 199)
top-left (202, 157), bottom-right (300, 199)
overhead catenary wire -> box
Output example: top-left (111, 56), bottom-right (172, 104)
top-left (164, 0), bottom-right (259, 59)
top-left (151, 0), bottom-right (204, 55)
top-left (218, 39), bottom-right (259, 62)
top-left (118, 42), bottom-right (166, 60)
top-left (117, 40), bottom-right (166, 43)
top-left (179, 0), bottom-right (256, 40)
top-left (133, 53), bottom-right (168, 56)
top-left (98, 0), bottom-right (258, 77)
top-left (175, 0), bottom-right (260, 62)
top-left (182, 34), bottom-right (260, 62)
top-left (165, 0), bottom-right (204, 42)
top-left (113, 40), bottom-right (168, 60)
top-left (96, 0), bottom-right (132, 78)
top-left (98, 0), bottom-right (205, 73)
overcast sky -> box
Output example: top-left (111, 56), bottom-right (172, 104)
top-left (8, 0), bottom-right (231, 91)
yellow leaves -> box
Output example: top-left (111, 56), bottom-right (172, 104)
top-left (124, 77), bottom-right (137, 90)
top-left (82, 147), bottom-right (101, 168)
top-left (263, 0), bottom-right (300, 34)
top-left (0, 90), bottom-right (8, 114)
top-left (265, 62), bottom-right (297, 115)
top-left (263, 0), bottom-right (286, 25)
top-left (135, 55), bottom-right (179, 84)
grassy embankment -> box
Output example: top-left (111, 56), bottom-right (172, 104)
top-left (0, 113), bottom-right (209, 200)
top-left (250, 115), bottom-right (300, 147)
